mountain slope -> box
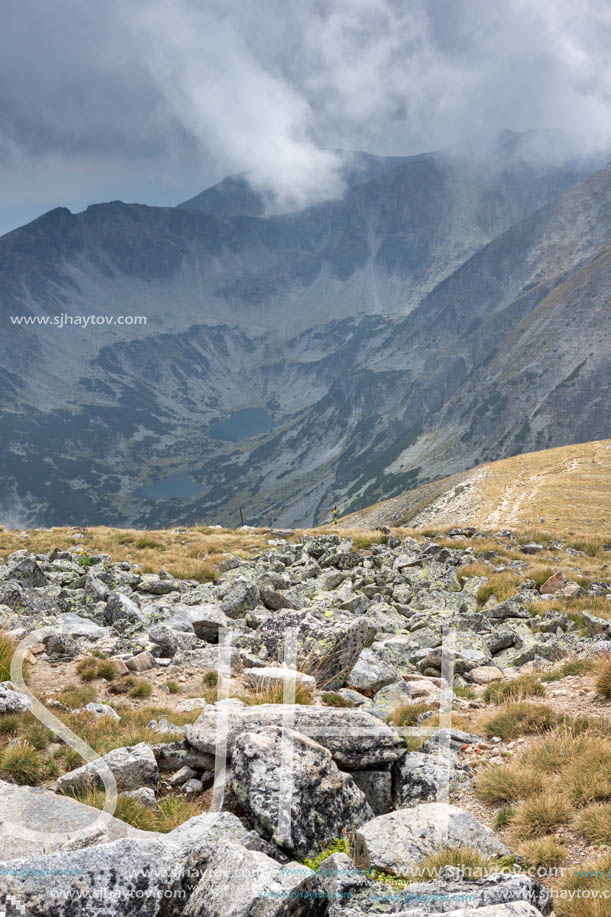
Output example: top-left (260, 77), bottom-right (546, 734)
top-left (339, 439), bottom-right (611, 536)
top-left (0, 146), bottom-right (609, 528)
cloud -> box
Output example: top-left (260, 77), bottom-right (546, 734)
top-left (1, 0), bottom-right (611, 229)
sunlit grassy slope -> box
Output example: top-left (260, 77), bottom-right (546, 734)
top-left (341, 440), bottom-right (611, 537)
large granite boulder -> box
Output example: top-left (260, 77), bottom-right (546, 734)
top-left (254, 609), bottom-right (368, 688)
top-left (232, 727), bottom-right (372, 856)
top-left (185, 702), bottom-right (405, 769)
top-left (0, 837), bottom-right (183, 916)
top-left (184, 841), bottom-right (325, 916)
top-left (392, 752), bottom-right (470, 807)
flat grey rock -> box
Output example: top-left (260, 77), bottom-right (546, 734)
top-left (354, 804), bottom-right (509, 874)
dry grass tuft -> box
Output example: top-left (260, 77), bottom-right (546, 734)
top-left (575, 804), bottom-right (611, 846)
top-left (594, 657), bottom-right (611, 699)
top-left (483, 675), bottom-right (545, 705)
top-left (480, 702), bottom-right (558, 740)
top-left (510, 793), bottom-right (572, 839)
top-left (518, 836), bottom-right (567, 867)
top-left (475, 764), bottom-right (541, 805)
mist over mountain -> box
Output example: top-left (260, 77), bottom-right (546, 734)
top-left (0, 135), bottom-right (609, 527)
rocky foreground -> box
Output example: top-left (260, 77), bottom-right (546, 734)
top-left (0, 529), bottom-right (610, 915)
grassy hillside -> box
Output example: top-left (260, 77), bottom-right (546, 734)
top-left (341, 439), bottom-right (611, 536)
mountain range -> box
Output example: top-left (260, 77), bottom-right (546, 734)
top-left (0, 132), bottom-right (609, 528)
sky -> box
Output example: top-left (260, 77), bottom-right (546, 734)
top-left (2, 0), bottom-right (611, 235)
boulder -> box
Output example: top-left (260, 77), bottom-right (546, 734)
top-left (189, 604), bottom-right (231, 642)
top-left (0, 837), bottom-right (183, 916)
top-left (327, 869), bottom-right (550, 915)
top-left (487, 600), bottom-right (532, 620)
top-left (5, 558), bottom-right (48, 587)
top-left (77, 702), bottom-right (120, 720)
top-left (347, 648), bottom-right (398, 692)
top-left (353, 804), bottom-right (509, 874)
top-left (242, 666), bottom-right (316, 693)
top-left (149, 623), bottom-right (200, 657)
top-left (470, 666), bottom-right (504, 685)
top-left (563, 582), bottom-right (586, 598)
top-left (153, 740), bottom-right (215, 774)
top-left (126, 650), bottom-right (155, 672)
top-left (539, 571), bottom-right (566, 595)
top-left (57, 742), bottom-right (159, 794)
top-left (184, 840), bottom-right (324, 916)
top-left (371, 679), bottom-right (420, 720)
top-left (221, 581), bottom-right (260, 618)
top-left (185, 703), bottom-right (405, 769)
top-left (351, 768), bottom-right (393, 815)
top-left (42, 632), bottom-right (80, 658)
top-left (232, 727), bottom-right (372, 856)
top-left (255, 609), bottom-right (368, 688)
top-left (260, 585), bottom-right (297, 611)
top-left (103, 592), bottom-right (147, 630)
top-left (0, 682), bottom-right (31, 714)
top-left (420, 728), bottom-right (484, 757)
top-left (392, 752), bottom-right (469, 807)
top-left (0, 779), bottom-right (155, 861)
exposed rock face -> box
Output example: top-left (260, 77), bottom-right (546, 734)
top-left (185, 703), bottom-right (405, 769)
top-left (539, 571), bottom-right (566, 594)
top-left (232, 727), bottom-right (372, 856)
top-left (254, 609), bottom-right (368, 688)
top-left (183, 841), bottom-right (324, 917)
top-left (56, 742), bottom-right (159, 794)
top-left (353, 804), bottom-right (509, 874)
top-left (0, 838), bottom-right (184, 916)
top-left (392, 752), bottom-right (470, 807)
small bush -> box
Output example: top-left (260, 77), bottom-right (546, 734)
top-left (483, 675), bottom-right (545, 705)
top-left (96, 660), bottom-right (119, 681)
top-left (541, 659), bottom-right (594, 682)
top-left (302, 836), bottom-right (350, 871)
top-left (57, 684), bottom-right (97, 709)
top-left (0, 741), bottom-right (44, 785)
top-left (156, 797), bottom-right (202, 832)
top-left (481, 703), bottom-right (558, 740)
top-left (202, 671), bottom-right (218, 688)
top-left (129, 681), bottom-right (153, 699)
top-left (564, 740), bottom-right (611, 806)
top-left (575, 803), bottom-right (611, 845)
top-left (0, 713), bottom-right (22, 736)
top-left (511, 794), bottom-right (571, 839)
top-left (495, 807), bottom-right (515, 829)
top-left (351, 534), bottom-right (387, 549)
top-left (165, 681), bottom-right (180, 695)
top-left (243, 684), bottom-right (314, 706)
top-left (453, 685), bottom-right (476, 699)
top-left (76, 659), bottom-right (99, 682)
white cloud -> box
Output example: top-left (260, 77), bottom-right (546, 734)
top-left (2, 0), bottom-right (611, 227)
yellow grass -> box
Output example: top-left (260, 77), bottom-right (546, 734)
top-left (341, 439), bottom-right (611, 537)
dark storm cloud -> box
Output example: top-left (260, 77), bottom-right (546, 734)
top-left (2, 0), bottom-right (611, 232)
